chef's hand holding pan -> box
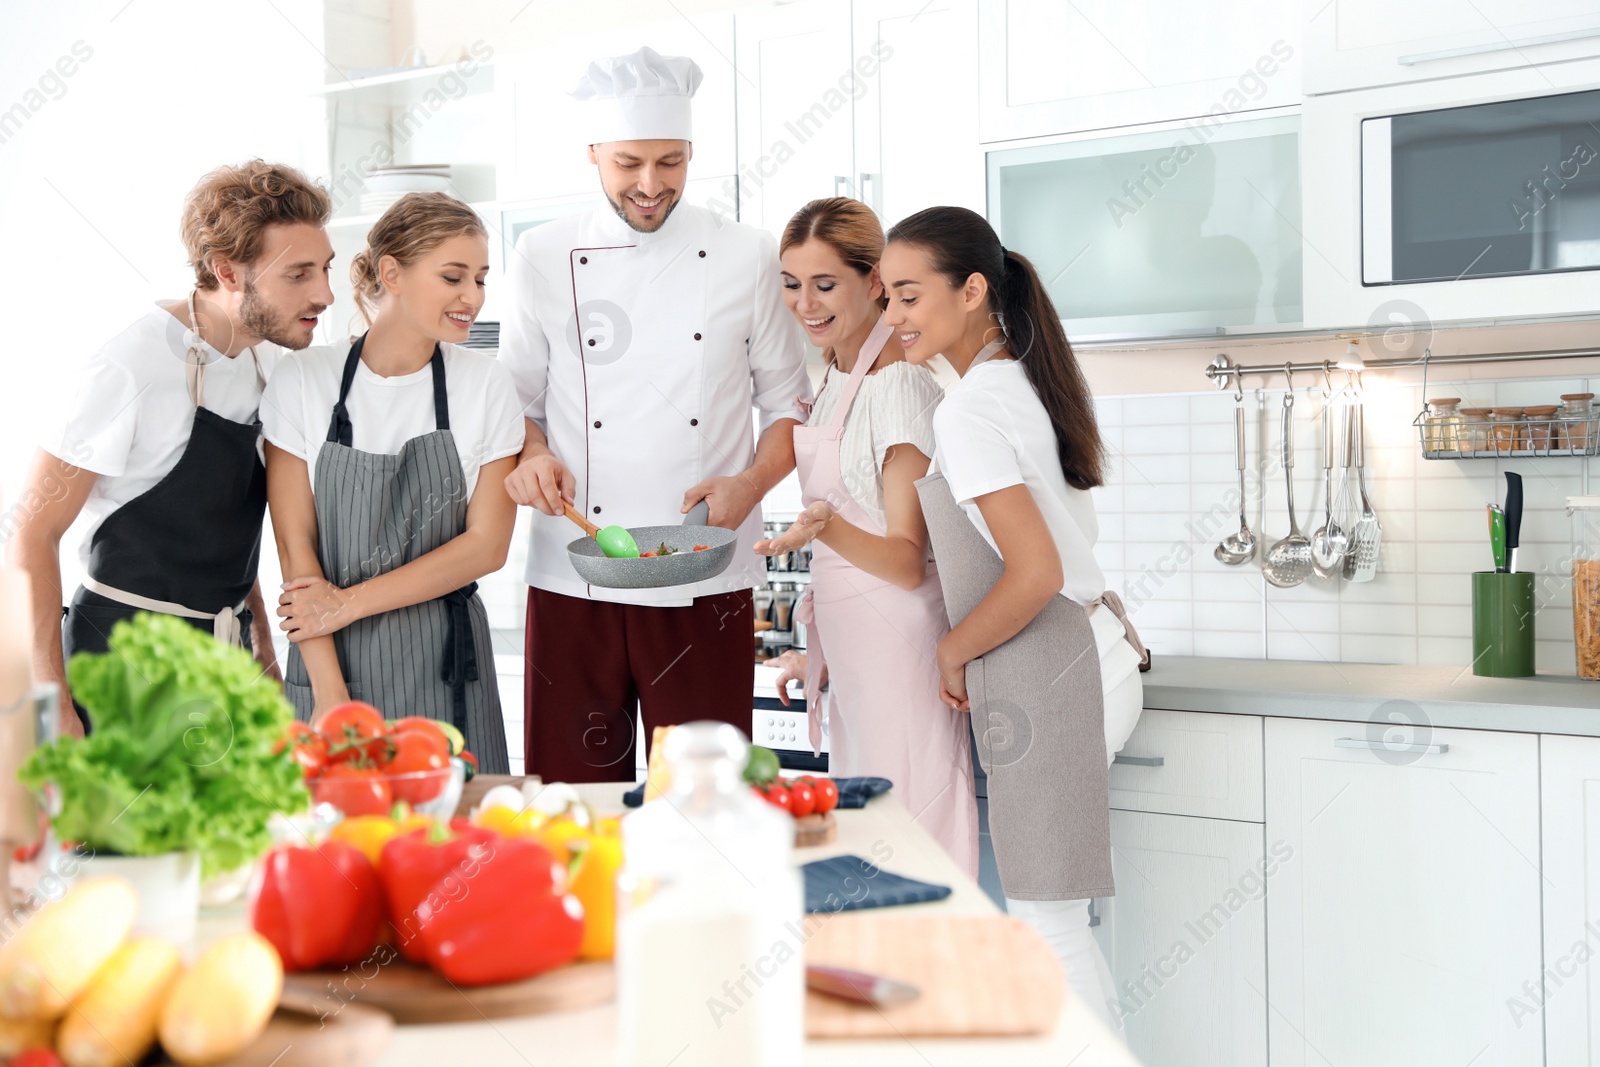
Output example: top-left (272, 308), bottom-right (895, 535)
top-left (753, 501), bottom-right (832, 555)
top-left (682, 474), bottom-right (763, 530)
top-left (278, 577), bottom-right (358, 642)
top-left (505, 450), bottom-right (575, 517)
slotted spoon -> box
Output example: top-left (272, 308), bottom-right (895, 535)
top-left (1263, 389), bottom-right (1314, 588)
top-left (1345, 400), bottom-right (1382, 582)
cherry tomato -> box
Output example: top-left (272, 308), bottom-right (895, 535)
top-left (385, 731), bottom-right (451, 805)
top-left (787, 779), bottom-right (816, 818)
top-left (811, 777), bottom-right (840, 815)
top-left (313, 764), bottom-right (393, 817)
top-left (10, 1049), bottom-right (65, 1067)
top-left (760, 781), bottom-right (792, 813)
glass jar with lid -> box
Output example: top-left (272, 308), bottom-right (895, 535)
top-left (1560, 393), bottom-right (1594, 450)
top-left (1524, 405), bottom-right (1559, 451)
top-left (1458, 408), bottom-right (1491, 453)
top-left (1423, 397), bottom-right (1463, 454)
top-left (1571, 496), bottom-right (1600, 679)
top-left (1487, 408), bottom-right (1525, 453)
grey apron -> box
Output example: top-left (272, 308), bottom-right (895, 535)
top-left (284, 336), bottom-right (509, 775)
top-left (915, 472), bottom-right (1113, 900)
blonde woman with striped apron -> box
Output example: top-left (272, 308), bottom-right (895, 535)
top-left (264, 194), bottom-right (523, 772)
top-left (882, 206), bottom-right (1149, 1031)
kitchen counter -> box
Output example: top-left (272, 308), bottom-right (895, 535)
top-left (199, 783), bottom-right (1141, 1067)
top-left (1143, 655), bottom-right (1599, 735)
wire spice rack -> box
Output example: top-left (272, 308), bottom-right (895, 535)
top-left (1412, 410), bottom-right (1599, 459)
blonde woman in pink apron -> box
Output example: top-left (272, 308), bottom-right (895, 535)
top-left (755, 198), bottom-right (978, 878)
top-left (881, 206), bottom-right (1149, 1031)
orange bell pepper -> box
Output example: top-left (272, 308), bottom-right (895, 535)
top-left (329, 811), bottom-right (432, 867)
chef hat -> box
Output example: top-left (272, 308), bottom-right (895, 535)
top-left (570, 46), bottom-right (703, 144)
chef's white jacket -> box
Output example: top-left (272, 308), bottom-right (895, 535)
top-left (500, 202), bottom-right (810, 606)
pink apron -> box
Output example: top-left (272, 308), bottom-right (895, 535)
top-left (791, 316), bottom-right (979, 878)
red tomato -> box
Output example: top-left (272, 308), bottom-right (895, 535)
top-left (275, 723), bottom-right (328, 780)
top-left (390, 717), bottom-right (450, 751)
top-left (761, 781), bottom-right (792, 813)
top-left (787, 779), bottom-right (816, 818)
top-left (385, 731), bottom-right (451, 805)
top-left (318, 701), bottom-right (387, 746)
top-left (10, 1050), bottom-right (64, 1067)
top-left (314, 764), bottom-right (393, 817)
top-left (811, 777), bottom-right (840, 815)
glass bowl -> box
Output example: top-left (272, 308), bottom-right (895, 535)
top-left (311, 757), bottom-right (466, 821)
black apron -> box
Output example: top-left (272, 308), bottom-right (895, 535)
top-left (62, 344), bottom-right (266, 732)
top-left (282, 335), bottom-right (508, 774)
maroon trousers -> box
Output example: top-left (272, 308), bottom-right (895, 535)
top-left (524, 586), bottom-right (755, 782)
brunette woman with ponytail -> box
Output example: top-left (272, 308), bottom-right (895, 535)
top-left (882, 206), bottom-right (1148, 1029)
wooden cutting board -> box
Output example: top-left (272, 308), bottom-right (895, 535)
top-left (804, 913), bottom-right (1066, 1038)
top-left (153, 987), bottom-right (392, 1066)
top-left (284, 959), bottom-right (615, 1024)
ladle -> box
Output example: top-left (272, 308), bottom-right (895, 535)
top-left (1214, 394), bottom-right (1257, 566)
top-left (1263, 384), bottom-right (1314, 588)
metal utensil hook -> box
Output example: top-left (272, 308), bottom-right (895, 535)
top-left (1282, 362), bottom-right (1295, 407)
top-left (1321, 361), bottom-right (1335, 399)
top-left (1415, 347), bottom-right (1432, 421)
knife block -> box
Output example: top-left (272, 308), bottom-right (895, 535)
top-left (1471, 571), bottom-right (1536, 677)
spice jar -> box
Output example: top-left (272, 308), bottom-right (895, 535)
top-left (1571, 496), bottom-right (1600, 680)
top-left (1423, 398), bottom-right (1463, 454)
top-left (1560, 393), bottom-right (1594, 450)
top-left (1524, 405), bottom-right (1559, 451)
top-left (1458, 408), bottom-right (1491, 453)
top-left (1487, 408), bottom-right (1525, 453)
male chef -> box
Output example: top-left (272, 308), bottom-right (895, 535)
top-left (501, 47), bottom-right (808, 782)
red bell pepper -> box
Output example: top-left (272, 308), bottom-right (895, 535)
top-left (416, 835), bottom-right (583, 986)
top-left (250, 839), bottom-right (383, 971)
top-left (378, 819), bottom-right (500, 963)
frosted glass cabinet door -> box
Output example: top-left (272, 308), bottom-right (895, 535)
top-left (987, 113), bottom-right (1302, 340)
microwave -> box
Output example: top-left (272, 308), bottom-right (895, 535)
top-left (1302, 59), bottom-right (1600, 329)
top-left (1362, 87), bottom-right (1600, 285)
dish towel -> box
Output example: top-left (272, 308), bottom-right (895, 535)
top-left (621, 775), bottom-right (893, 809)
top-left (803, 853), bottom-right (951, 914)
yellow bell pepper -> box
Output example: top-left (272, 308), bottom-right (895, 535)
top-left (567, 819), bottom-right (623, 960)
top-left (329, 812), bottom-right (431, 866)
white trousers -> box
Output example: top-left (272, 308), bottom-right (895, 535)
top-left (1005, 669), bottom-right (1143, 1034)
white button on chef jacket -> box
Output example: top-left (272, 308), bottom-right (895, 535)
top-left (500, 201), bottom-right (810, 606)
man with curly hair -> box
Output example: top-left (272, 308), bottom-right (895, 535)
top-left (8, 160), bottom-right (334, 736)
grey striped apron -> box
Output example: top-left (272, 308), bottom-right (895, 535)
top-left (915, 472), bottom-right (1113, 900)
top-left (284, 336), bottom-right (508, 775)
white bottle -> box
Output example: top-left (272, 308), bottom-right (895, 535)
top-left (616, 722), bottom-right (802, 1067)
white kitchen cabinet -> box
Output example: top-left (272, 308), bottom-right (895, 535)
top-left (1092, 810), bottom-right (1269, 1067)
top-left (1264, 717), bottom-right (1543, 1067)
top-left (498, 13), bottom-right (739, 205)
top-left (851, 0), bottom-right (984, 225)
top-left (1302, 0), bottom-right (1600, 95)
top-left (1109, 709), bottom-right (1264, 822)
top-left (978, 0), bottom-right (1301, 143)
top-left (1540, 734), bottom-right (1600, 1063)
top-left (733, 0), bottom-right (858, 238)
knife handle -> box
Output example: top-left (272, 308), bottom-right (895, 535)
top-left (805, 965), bottom-right (919, 1007)
top-left (1504, 472), bottom-right (1523, 554)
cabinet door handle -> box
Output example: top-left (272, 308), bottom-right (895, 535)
top-left (1112, 754), bottom-right (1165, 767)
top-left (858, 172), bottom-right (877, 210)
top-left (1398, 27), bottom-right (1600, 65)
top-left (833, 175), bottom-right (853, 198)
top-left (1334, 737), bottom-right (1449, 755)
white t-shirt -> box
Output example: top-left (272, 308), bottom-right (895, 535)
top-left (932, 358), bottom-right (1140, 691)
top-left (807, 360), bottom-right (943, 531)
top-left (42, 302), bottom-right (282, 565)
top-left (261, 341), bottom-right (526, 502)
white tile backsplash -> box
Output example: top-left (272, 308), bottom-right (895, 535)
top-left (1096, 376), bottom-right (1593, 670)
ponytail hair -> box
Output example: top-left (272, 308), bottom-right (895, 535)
top-left (887, 206), bottom-right (1105, 491)
top-left (350, 192), bottom-right (486, 328)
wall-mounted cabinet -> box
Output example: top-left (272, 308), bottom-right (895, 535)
top-left (734, 0), bottom-right (982, 242)
top-left (978, 0), bottom-right (1301, 143)
top-left (987, 111), bottom-right (1302, 341)
top-left (1303, 0), bottom-right (1600, 96)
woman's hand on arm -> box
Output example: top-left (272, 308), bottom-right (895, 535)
top-left (265, 443), bottom-right (348, 707)
top-left (7, 450), bottom-right (98, 739)
top-left (293, 454), bottom-right (519, 632)
top-left (934, 484), bottom-right (1063, 709)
